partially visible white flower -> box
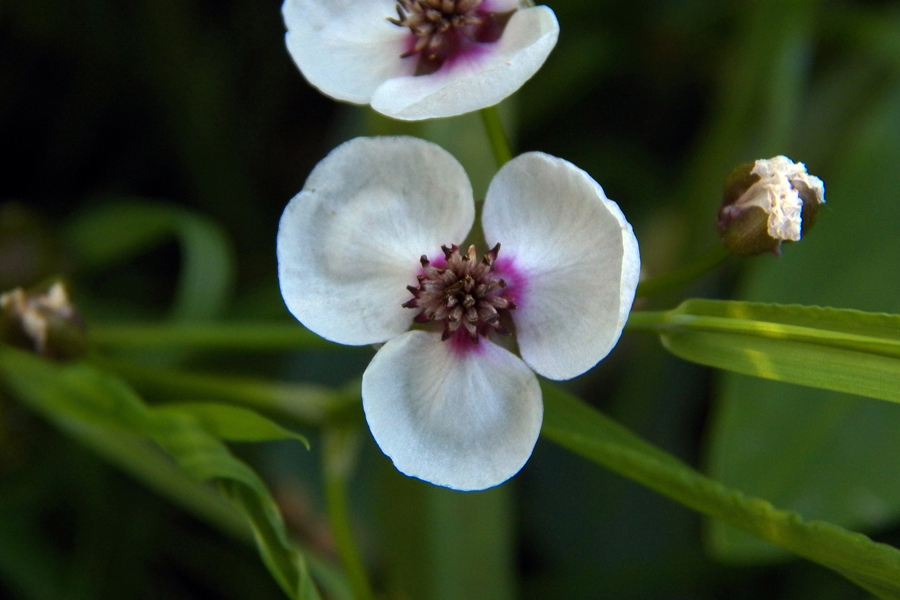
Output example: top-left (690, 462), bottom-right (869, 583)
top-left (282, 0), bottom-right (559, 120)
top-left (718, 156), bottom-right (825, 255)
top-left (277, 136), bottom-right (640, 490)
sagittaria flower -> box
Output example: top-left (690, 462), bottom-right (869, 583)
top-left (282, 0), bottom-right (559, 120)
top-left (277, 136), bottom-right (640, 490)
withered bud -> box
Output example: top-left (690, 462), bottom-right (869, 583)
top-left (0, 282), bottom-right (87, 360)
top-left (717, 156), bottom-right (825, 256)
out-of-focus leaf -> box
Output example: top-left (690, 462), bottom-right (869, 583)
top-left (0, 344), bottom-right (322, 600)
top-left (322, 427), bottom-right (374, 600)
top-left (377, 463), bottom-right (515, 600)
top-left (0, 517), bottom-right (67, 600)
top-left (89, 322), bottom-right (334, 351)
top-left (541, 385), bottom-right (900, 599)
top-left (628, 299), bottom-right (900, 404)
top-left (681, 0), bottom-right (816, 243)
top-left (64, 198), bottom-right (235, 321)
top-left (707, 77), bottom-right (900, 562)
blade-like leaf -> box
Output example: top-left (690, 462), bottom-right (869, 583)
top-left (627, 299), bottom-right (900, 404)
top-left (541, 384), bottom-right (900, 599)
top-left (0, 345), bottom-right (322, 600)
top-left (157, 402), bottom-right (310, 448)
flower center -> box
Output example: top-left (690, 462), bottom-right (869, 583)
top-left (403, 243), bottom-right (516, 344)
top-left (388, 0), bottom-right (514, 75)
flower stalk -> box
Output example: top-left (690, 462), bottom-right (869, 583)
top-left (480, 105), bottom-right (513, 167)
top-left (89, 355), bottom-right (359, 426)
top-left (89, 322), bottom-right (335, 351)
top-left (322, 427), bottom-right (376, 600)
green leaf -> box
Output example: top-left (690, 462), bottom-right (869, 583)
top-left (64, 198), bottom-right (235, 321)
top-left (91, 356), bottom-right (357, 427)
top-left (707, 77), bottom-right (900, 562)
top-left (158, 403), bottom-right (310, 448)
top-left (0, 345), bottom-right (322, 600)
top-left (376, 465), bottom-right (516, 600)
top-left (89, 322), bottom-right (334, 352)
top-left (541, 384), bottom-right (900, 599)
top-left (627, 299), bottom-right (900, 404)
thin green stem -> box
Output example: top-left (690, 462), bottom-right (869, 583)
top-left (89, 355), bottom-right (359, 426)
top-left (89, 322), bottom-right (335, 351)
top-left (480, 105), bottom-right (513, 167)
top-left (322, 428), bottom-right (376, 600)
top-left (623, 310), bottom-right (669, 333)
top-left (636, 243), bottom-right (732, 297)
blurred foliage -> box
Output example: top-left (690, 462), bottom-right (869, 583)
top-left (3, 0), bottom-right (900, 599)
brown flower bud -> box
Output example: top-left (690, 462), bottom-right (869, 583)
top-left (0, 282), bottom-right (87, 360)
top-left (717, 156), bottom-right (825, 256)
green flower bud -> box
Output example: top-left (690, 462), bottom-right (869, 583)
top-left (0, 282), bottom-right (87, 360)
top-left (717, 156), bottom-right (825, 256)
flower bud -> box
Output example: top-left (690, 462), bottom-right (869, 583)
top-left (717, 156), bottom-right (825, 256)
top-left (0, 282), bottom-right (87, 360)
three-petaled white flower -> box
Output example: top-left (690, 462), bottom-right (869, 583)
top-left (282, 0), bottom-right (559, 120)
top-left (277, 137), bottom-right (640, 490)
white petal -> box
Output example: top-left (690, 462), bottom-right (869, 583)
top-left (370, 6), bottom-right (559, 121)
top-left (362, 330), bottom-right (543, 491)
top-left (283, 0), bottom-right (411, 104)
top-left (482, 152), bottom-right (640, 380)
top-left (277, 137), bottom-right (474, 346)
top-left (485, 0), bottom-right (522, 11)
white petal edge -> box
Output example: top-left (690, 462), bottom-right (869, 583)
top-left (370, 6), bottom-right (559, 121)
top-left (277, 137), bottom-right (474, 346)
top-left (482, 152), bottom-right (641, 380)
top-left (362, 330), bottom-right (543, 491)
top-left (283, 0), bottom-right (411, 104)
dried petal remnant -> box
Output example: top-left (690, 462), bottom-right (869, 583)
top-left (404, 243), bottom-right (515, 343)
top-left (389, 0), bottom-right (513, 74)
top-left (0, 282), bottom-right (87, 359)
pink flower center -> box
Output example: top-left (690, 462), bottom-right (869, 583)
top-left (402, 243), bottom-right (517, 344)
top-left (388, 0), bottom-right (515, 75)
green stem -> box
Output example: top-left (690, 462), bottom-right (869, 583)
top-left (89, 355), bottom-right (359, 426)
top-left (322, 428), bottom-right (376, 600)
top-left (623, 310), bottom-right (669, 333)
top-left (480, 105), bottom-right (513, 167)
top-left (89, 322), bottom-right (335, 351)
top-left (636, 243), bottom-right (732, 297)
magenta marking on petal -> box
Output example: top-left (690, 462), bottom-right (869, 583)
top-left (429, 252), bottom-right (448, 269)
top-left (492, 255), bottom-right (528, 311)
top-left (446, 328), bottom-right (485, 358)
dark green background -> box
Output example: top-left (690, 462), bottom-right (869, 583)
top-left (2, 0), bottom-right (900, 598)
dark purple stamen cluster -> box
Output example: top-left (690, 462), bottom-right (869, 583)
top-left (403, 243), bottom-right (516, 343)
top-left (388, 0), bottom-right (512, 74)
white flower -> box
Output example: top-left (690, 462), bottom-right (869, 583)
top-left (282, 0), bottom-right (559, 121)
top-left (277, 137), bottom-right (640, 490)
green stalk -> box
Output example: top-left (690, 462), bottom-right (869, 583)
top-left (623, 310), bottom-right (669, 333)
top-left (89, 322), bottom-right (335, 351)
top-left (480, 105), bottom-right (513, 167)
top-left (89, 355), bottom-right (359, 426)
top-left (322, 427), bottom-right (376, 600)
top-left (636, 243), bottom-right (732, 297)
